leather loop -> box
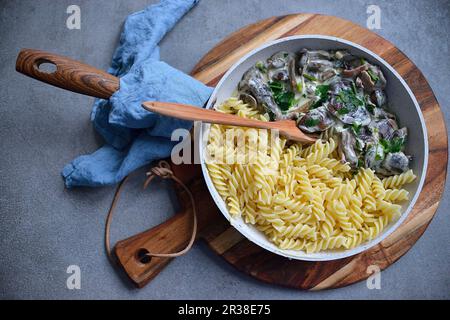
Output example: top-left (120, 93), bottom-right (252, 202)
top-left (105, 161), bottom-right (198, 263)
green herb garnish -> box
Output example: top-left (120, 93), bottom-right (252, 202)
top-left (380, 137), bottom-right (405, 153)
top-left (334, 88), bottom-right (366, 115)
top-left (305, 118), bottom-right (320, 127)
top-left (357, 159), bottom-right (364, 168)
top-left (351, 123), bottom-right (362, 134)
top-left (303, 73), bottom-right (317, 82)
top-left (337, 89), bottom-right (365, 107)
top-left (337, 106), bottom-right (350, 115)
top-left (269, 81), bottom-right (298, 112)
top-left (351, 81), bottom-right (357, 94)
top-left (310, 84), bottom-right (330, 109)
top-left (269, 81), bottom-right (283, 92)
top-left (366, 102), bottom-right (375, 114)
top-left (367, 69), bottom-right (379, 82)
top-left (344, 123), bottom-right (362, 135)
top-left (255, 61), bottom-right (267, 73)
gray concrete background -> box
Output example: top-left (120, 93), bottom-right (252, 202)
top-left (0, 0), bottom-right (449, 300)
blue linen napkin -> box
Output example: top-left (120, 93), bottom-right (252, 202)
top-left (62, 0), bottom-right (212, 187)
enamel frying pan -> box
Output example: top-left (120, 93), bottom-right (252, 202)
top-left (16, 34), bottom-right (429, 286)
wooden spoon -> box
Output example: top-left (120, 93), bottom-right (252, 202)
top-left (142, 101), bottom-right (317, 143)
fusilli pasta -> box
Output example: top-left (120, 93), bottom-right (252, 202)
top-left (206, 98), bottom-right (417, 253)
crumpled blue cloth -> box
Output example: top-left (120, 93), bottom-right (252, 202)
top-left (62, 0), bottom-right (212, 187)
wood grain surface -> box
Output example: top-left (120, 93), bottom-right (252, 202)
top-left (114, 14), bottom-right (447, 289)
top-left (16, 49), bottom-right (119, 99)
top-left (142, 101), bottom-right (317, 143)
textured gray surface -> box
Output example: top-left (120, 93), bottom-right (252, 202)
top-left (0, 0), bottom-right (449, 300)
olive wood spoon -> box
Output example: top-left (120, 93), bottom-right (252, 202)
top-left (142, 101), bottom-right (317, 143)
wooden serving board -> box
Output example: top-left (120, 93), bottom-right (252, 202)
top-left (114, 14), bottom-right (448, 289)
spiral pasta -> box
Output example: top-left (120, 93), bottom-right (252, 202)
top-left (382, 170), bottom-right (417, 189)
top-left (206, 98), bottom-right (417, 253)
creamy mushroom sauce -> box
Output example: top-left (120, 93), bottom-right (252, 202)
top-left (237, 49), bottom-right (411, 176)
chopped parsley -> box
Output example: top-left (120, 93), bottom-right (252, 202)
top-left (346, 123), bottom-right (362, 135)
top-left (310, 84), bottom-right (330, 109)
top-left (335, 88), bottom-right (365, 115)
top-left (337, 106), bottom-right (350, 115)
top-left (380, 137), bottom-right (405, 153)
top-left (357, 158), bottom-right (364, 168)
top-left (269, 80), bottom-right (298, 112)
top-left (303, 73), bottom-right (317, 82)
top-left (351, 81), bottom-right (357, 94)
top-left (366, 101), bottom-right (375, 113)
top-left (255, 61), bottom-right (267, 73)
top-left (269, 81), bottom-right (283, 92)
top-left (304, 118), bottom-right (320, 127)
top-left (367, 69), bottom-right (379, 82)
top-left (337, 89), bottom-right (365, 107)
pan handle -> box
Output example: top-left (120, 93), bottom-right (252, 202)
top-left (114, 209), bottom-right (193, 288)
top-left (16, 49), bottom-right (119, 99)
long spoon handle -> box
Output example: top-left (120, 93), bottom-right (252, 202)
top-left (142, 101), bottom-right (316, 143)
top-left (143, 101), bottom-right (280, 130)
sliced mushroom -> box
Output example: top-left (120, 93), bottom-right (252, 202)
top-left (360, 71), bottom-right (375, 92)
top-left (267, 51), bottom-right (297, 84)
top-left (365, 95), bottom-right (377, 113)
top-left (299, 49), bottom-right (331, 66)
top-left (355, 76), bottom-right (364, 89)
top-left (298, 49), bottom-right (334, 74)
top-left (372, 89), bottom-right (387, 107)
top-left (338, 130), bottom-right (359, 167)
top-left (268, 51), bottom-right (292, 69)
top-left (342, 64), bottom-right (368, 78)
top-left (392, 127), bottom-right (408, 141)
top-left (335, 50), bottom-right (350, 60)
top-left (328, 98), bottom-right (371, 126)
top-left (308, 59), bottom-right (334, 72)
top-left (305, 81), bottom-right (318, 95)
top-left (379, 152), bottom-right (410, 175)
top-left (299, 50), bottom-right (309, 69)
top-left (268, 69), bottom-right (289, 81)
top-left (368, 65), bottom-right (387, 89)
top-left (287, 98), bottom-right (312, 114)
top-left (357, 125), bottom-right (376, 147)
top-left (373, 118), bottom-right (398, 140)
top-left (320, 69), bottom-right (337, 82)
top-left (307, 50), bottom-right (332, 60)
top-left (373, 107), bottom-right (396, 120)
top-left (297, 106), bottom-right (335, 133)
top-left (364, 143), bottom-right (385, 170)
top-left (329, 80), bottom-right (349, 95)
top-left (288, 58), bottom-right (298, 92)
top-left (238, 67), bottom-right (283, 120)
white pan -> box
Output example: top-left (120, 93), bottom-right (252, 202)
top-left (199, 35), bottom-right (428, 261)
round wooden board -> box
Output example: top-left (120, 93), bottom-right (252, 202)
top-left (114, 13), bottom-right (448, 290)
top-left (190, 14), bottom-right (448, 290)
